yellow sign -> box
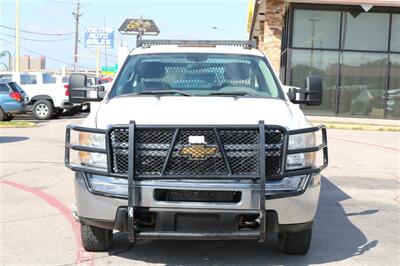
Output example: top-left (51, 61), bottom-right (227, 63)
top-left (179, 144), bottom-right (217, 160)
top-left (127, 20), bottom-right (152, 31)
top-left (247, 0), bottom-right (255, 33)
top-left (119, 19), bottom-right (160, 35)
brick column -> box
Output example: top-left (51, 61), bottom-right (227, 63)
top-left (260, 0), bottom-right (286, 75)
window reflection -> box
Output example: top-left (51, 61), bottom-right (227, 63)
top-left (390, 14), bottom-right (400, 52)
top-left (339, 52), bottom-right (388, 118)
top-left (341, 12), bottom-right (390, 51)
top-left (287, 6), bottom-right (399, 119)
top-left (292, 9), bottom-right (340, 49)
top-left (290, 49), bottom-right (338, 115)
top-left (388, 55), bottom-right (400, 118)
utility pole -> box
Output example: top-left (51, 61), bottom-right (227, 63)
top-left (15, 0), bottom-right (20, 72)
top-left (72, 0), bottom-right (81, 71)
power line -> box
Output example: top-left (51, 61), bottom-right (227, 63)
top-left (0, 37), bottom-right (88, 68)
top-left (86, 2), bottom-right (104, 26)
top-left (38, 0), bottom-right (74, 4)
top-left (86, 47), bottom-right (118, 59)
top-left (0, 32), bottom-right (74, 42)
top-left (0, 24), bottom-right (74, 36)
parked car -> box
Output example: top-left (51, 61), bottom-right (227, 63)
top-left (65, 39), bottom-right (328, 255)
top-left (0, 79), bottom-right (28, 121)
top-left (0, 72), bottom-right (80, 120)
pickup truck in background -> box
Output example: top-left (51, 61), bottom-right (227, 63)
top-left (0, 72), bottom-right (81, 120)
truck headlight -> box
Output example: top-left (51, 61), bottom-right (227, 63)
top-left (286, 132), bottom-right (316, 170)
top-left (87, 175), bottom-right (128, 196)
top-left (79, 132), bottom-right (107, 169)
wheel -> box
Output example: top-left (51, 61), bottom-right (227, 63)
top-left (32, 100), bottom-right (54, 120)
top-left (80, 224), bottom-right (113, 251)
top-left (0, 108), bottom-right (5, 121)
top-left (277, 229), bottom-right (312, 255)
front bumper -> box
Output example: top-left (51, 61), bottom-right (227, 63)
top-left (75, 171), bottom-right (321, 230)
top-left (67, 121), bottom-right (327, 241)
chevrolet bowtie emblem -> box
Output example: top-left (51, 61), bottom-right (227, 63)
top-left (179, 144), bottom-right (217, 160)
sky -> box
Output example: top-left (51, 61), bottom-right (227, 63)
top-left (0, 0), bottom-right (250, 71)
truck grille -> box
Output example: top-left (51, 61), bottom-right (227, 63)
top-left (109, 127), bottom-right (284, 178)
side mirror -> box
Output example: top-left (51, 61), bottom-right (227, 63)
top-left (287, 76), bottom-right (323, 106)
top-left (305, 75), bottom-right (323, 106)
top-left (69, 73), bottom-right (105, 103)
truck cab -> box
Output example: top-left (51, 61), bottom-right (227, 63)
top-left (65, 40), bottom-right (328, 255)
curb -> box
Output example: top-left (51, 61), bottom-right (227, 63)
top-left (310, 122), bottom-right (400, 131)
top-left (0, 121), bottom-right (37, 128)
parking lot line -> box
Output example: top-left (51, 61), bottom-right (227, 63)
top-left (0, 179), bottom-right (94, 265)
top-left (330, 137), bottom-right (400, 152)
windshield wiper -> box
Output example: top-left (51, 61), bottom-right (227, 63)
top-left (208, 92), bottom-right (257, 97)
top-left (121, 90), bottom-right (193, 97)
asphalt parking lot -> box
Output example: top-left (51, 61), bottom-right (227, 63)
top-left (1, 117), bottom-right (399, 265)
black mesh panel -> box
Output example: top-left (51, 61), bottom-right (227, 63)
top-left (109, 127), bottom-right (284, 178)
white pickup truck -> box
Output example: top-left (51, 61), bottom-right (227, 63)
top-left (65, 40), bottom-right (328, 255)
top-left (0, 72), bottom-right (80, 119)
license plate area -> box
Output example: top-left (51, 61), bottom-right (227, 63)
top-left (154, 189), bottom-right (241, 203)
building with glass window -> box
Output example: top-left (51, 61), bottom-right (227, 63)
top-left (249, 0), bottom-right (400, 119)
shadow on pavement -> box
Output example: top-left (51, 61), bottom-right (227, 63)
top-left (106, 177), bottom-right (378, 265)
top-left (0, 136), bottom-right (29, 144)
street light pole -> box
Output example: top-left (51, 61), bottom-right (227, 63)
top-left (104, 17), bottom-right (107, 75)
top-left (308, 18), bottom-right (319, 72)
top-left (15, 0), bottom-right (20, 72)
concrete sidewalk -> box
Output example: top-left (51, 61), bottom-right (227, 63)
top-left (307, 116), bottom-right (400, 131)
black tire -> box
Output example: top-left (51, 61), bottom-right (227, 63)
top-left (278, 229), bottom-right (312, 255)
top-left (52, 107), bottom-right (63, 118)
top-left (0, 108), bottom-right (5, 121)
top-left (32, 100), bottom-right (54, 120)
top-left (81, 224), bottom-right (113, 252)
top-left (4, 114), bottom-right (12, 121)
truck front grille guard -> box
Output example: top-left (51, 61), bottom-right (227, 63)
top-left (65, 121), bottom-right (328, 242)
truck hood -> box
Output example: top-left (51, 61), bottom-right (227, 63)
top-left (94, 96), bottom-right (307, 130)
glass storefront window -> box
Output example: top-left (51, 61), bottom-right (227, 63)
top-left (342, 12), bottom-right (390, 51)
top-left (292, 9), bottom-right (341, 49)
top-left (290, 49), bottom-right (338, 115)
top-left (388, 55), bottom-right (400, 118)
top-left (339, 52), bottom-right (388, 118)
top-left (390, 14), bottom-right (400, 52)
top-left (286, 6), bottom-right (399, 119)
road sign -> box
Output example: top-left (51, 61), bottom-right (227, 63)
top-left (84, 27), bottom-right (114, 49)
top-left (101, 64), bottom-right (118, 75)
top-left (119, 18), bottom-right (159, 35)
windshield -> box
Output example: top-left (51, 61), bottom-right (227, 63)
top-left (111, 53), bottom-right (283, 98)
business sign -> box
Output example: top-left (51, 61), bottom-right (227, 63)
top-left (84, 27), bottom-right (114, 49)
top-left (246, 0), bottom-right (254, 32)
top-left (119, 19), bottom-right (159, 35)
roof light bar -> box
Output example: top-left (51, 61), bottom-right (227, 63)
top-left (137, 39), bottom-right (257, 49)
